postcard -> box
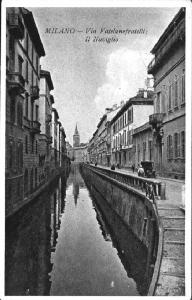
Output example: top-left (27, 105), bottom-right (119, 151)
top-left (1, 0), bottom-right (191, 298)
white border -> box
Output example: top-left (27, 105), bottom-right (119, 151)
top-left (1, 1), bottom-right (191, 299)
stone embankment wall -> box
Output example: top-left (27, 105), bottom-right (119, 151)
top-left (81, 164), bottom-right (160, 295)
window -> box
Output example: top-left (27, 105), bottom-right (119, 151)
top-left (25, 135), bottom-right (28, 154)
top-left (124, 130), bottom-right (126, 145)
top-left (35, 168), bottom-right (37, 187)
top-left (10, 96), bottom-right (16, 123)
top-left (31, 138), bottom-right (34, 153)
top-left (143, 142), bottom-right (146, 161)
top-left (31, 69), bottom-right (34, 86)
top-left (149, 141), bottom-right (152, 161)
top-left (26, 33), bottom-right (29, 54)
top-left (181, 70), bottom-right (185, 104)
top-left (9, 142), bottom-right (13, 169)
top-left (35, 105), bottom-right (39, 121)
top-left (36, 140), bottom-right (38, 154)
top-left (137, 144), bottom-right (140, 162)
top-left (18, 55), bottom-right (23, 75)
top-left (174, 76), bottom-right (178, 107)
top-left (32, 46), bottom-right (34, 65)
top-left (31, 100), bottom-right (34, 121)
top-left (24, 169), bottom-right (28, 195)
top-left (167, 135), bottom-right (173, 160)
top-left (168, 84), bottom-right (172, 110)
top-left (17, 102), bottom-right (23, 127)
top-left (26, 60), bottom-right (28, 82)
top-left (36, 55), bottom-right (38, 73)
top-left (181, 131), bottom-right (185, 158)
top-left (156, 92), bottom-right (161, 113)
top-left (128, 107), bottom-right (133, 123)
top-left (25, 94), bottom-right (28, 117)
top-left (30, 168), bottom-right (33, 193)
top-left (174, 133), bottom-right (178, 158)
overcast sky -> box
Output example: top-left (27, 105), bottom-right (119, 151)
top-left (28, 7), bottom-right (179, 144)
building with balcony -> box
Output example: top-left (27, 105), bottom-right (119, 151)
top-left (38, 70), bottom-right (54, 183)
top-left (111, 89), bottom-right (154, 168)
top-left (20, 7), bottom-right (45, 200)
top-left (5, 7), bottom-right (45, 215)
top-left (88, 105), bottom-right (121, 166)
top-left (51, 108), bottom-right (59, 169)
top-left (148, 8), bottom-right (185, 178)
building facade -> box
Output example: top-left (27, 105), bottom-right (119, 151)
top-left (6, 7), bottom-right (45, 214)
top-left (111, 89), bottom-right (154, 168)
top-left (133, 122), bottom-right (154, 167)
top-left (148, 8), bottom-right (185, 178)
top-left (38, 69), bottom-right (54, 183)
top-left (6, 7), bottom-right (70, 217)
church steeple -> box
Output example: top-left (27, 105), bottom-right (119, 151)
top-left (73, 124), bottom-right (80, 147)
top-left (74, 124), bottom-right (79, 135)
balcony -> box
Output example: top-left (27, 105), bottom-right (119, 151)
top-left (8, 13), bottom-right (24, 39)
top-left (31, 86), bottom-right (39, 101)
top-left (23, 116), bottom-right (31, 128)
top-left (7, 72), bottom-right (25, 94)
top-left (30, 120), bottom-right (41, 134)
top-left (149, 113), bottom-right (164, 129)
top-left (47, 136), bottom-right (53, 144)
top-left (46, 114), bottom-right (52, 123)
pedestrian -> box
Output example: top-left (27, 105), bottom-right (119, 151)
top-left (131, 163), bottom-right (135, 173)
top-left (138, 164), bottom-right (144, 177)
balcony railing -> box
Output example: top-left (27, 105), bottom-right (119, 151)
top-left (47, 136), bottom-right (53, 144)
top-left (30, 120), bottom-right (41, 134)
top-left (23, 116), bottom-right (31, 128)
top-left (8, 13), bottom-right (24, 39)
top-left (46, 114), bottom-right (52, 123)
top-left (31, 86), bottom-right (39, 101)
top-left (149, 113), bottom-right (164, 128)
top-left (7, 72), bottom-right (25, 94)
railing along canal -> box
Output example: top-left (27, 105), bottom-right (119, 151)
top-left (85, 164), bottom-right (165, 200)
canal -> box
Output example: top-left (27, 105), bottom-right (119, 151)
top-left (5, 164), bottom-right (151, 296)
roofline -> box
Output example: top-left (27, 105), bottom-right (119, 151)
top-left (97, 114), bottom-right (107, 128)
top-left (111, 97), bottom-right (153, 124)
top-left (21, 8), bottom-right (45, 57)
top-left (151, 8), bottom-right (185, 54)
top-left (40, 70), bottom-right (54, 90)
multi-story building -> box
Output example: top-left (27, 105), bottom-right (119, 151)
top-left (51, 108), bottom-right (59, 169)
top-left (148, 8), bottom-right (185, 178)
top-left (21, 8), bottom-right (45, 198)
top-left (111, 89), bottom-right (154, 168)
top-left (88, 105), bottom-right (121, 166)
top-left (5, 7), bottom-right (45, 214)
top-left (133, 122), bottom-right (154, 167)
top-left (39, 70), bottom-right (54, 183)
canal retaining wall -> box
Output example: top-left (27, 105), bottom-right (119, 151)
top-left (6, 166), bottom-right (70, 219)
top-left (81, 163), bottom-right (161, 295)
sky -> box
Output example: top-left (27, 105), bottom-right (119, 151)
top-left (28, 6), bottom-right (179, 145)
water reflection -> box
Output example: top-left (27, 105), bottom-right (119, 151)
top-left (5, 164), bottom-right (151, 296)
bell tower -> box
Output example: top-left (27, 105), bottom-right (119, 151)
top-left (73, 124), bottom-right (80, 147)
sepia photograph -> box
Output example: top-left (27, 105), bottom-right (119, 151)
top-left (1, 0), bottom-right (191, 297)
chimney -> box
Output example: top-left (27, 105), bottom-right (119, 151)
top-left (120, 100), bottom-right (125, 107)
top-left (144, 90), bottom-right (147, 98)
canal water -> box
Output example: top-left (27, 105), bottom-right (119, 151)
top-left (5, 164), bottom-right (149, 296)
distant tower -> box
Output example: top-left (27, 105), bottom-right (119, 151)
top-left (73, 124), bottom-right (80, 147)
